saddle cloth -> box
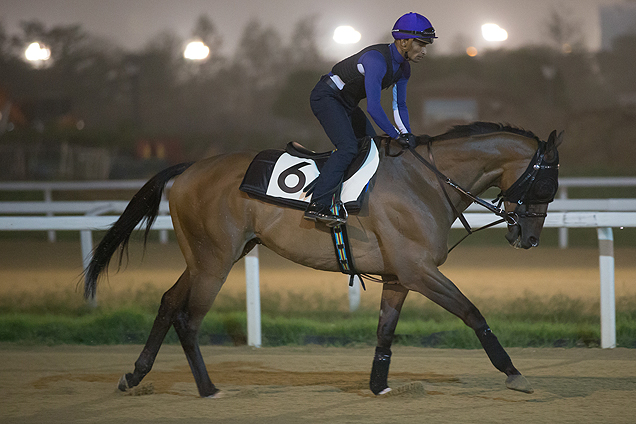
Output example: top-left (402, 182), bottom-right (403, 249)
top-left (239, 137), bottom-right (380, 214)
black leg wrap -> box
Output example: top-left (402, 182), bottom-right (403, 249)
top-left (475, 324), bottom-right (517, 375)
top-left (369, 347), bottom-right (392, 395)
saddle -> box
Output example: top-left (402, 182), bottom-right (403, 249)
top-left (285, 141), bottom-right (332, 160)
top-left (239, 137), bottom-right (379, 214)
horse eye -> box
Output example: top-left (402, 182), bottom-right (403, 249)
top-left (532, 179), bottom-right (557, 200)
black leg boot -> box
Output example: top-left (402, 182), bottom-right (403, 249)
top-left (369, 346), bottom-right (392, 395)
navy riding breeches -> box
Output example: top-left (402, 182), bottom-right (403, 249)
top-left (309, 76), bottom-right (376, 204)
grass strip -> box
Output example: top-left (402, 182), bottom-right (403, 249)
top-left (2, 310), bottom-right (636, 348)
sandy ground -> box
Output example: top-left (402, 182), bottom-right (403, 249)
top-left (1, 344), bottom-right (636, 424)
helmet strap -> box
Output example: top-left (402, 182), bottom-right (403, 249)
top-left (396, 39), bottom-right (412, 60)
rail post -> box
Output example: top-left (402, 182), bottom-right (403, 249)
top-left (44, 188), bottom-right (56, 243)
top-left (349, 275), bottom-right (361, 312)
top-left (558, 187), bottom-right (568, 249)
top-left (159, 191), bottom-right (169, 244)
top-left (245, 245), bottom-right (262, 347)
top-left (80, 229), bottom-right (97, 307)
top-left (597, 227), bottom-right (616, 348)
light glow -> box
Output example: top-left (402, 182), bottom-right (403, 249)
top-left (25, 42), bottom-right (51, 61)
top-left (333, 26), bottom-right (361, 44)
top-left (183, 41), bottom-right (210, 60)
top-left (466, 46), bottom-right (478, 57)
top-left (481, 23), bottom-right (508, 42)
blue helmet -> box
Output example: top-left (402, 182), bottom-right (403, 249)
top-left (392, 12), bottom-right (437, 42)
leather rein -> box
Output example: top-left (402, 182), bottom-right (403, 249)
top-left (385, 137), bottom-right (557, 252)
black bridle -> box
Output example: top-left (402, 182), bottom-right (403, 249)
top-left (386, 136), bottom-right (559, 251)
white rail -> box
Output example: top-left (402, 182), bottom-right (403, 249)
top-left (0, 211), bottom-right (633, 349)
top-left (0, 180), bottom-right (172, 243)
top-left (3, 177), bottom-right (635, 245)
top-left (556, 177), bottom-right (636, 248)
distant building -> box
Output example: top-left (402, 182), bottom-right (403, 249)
top-left (600, 3), bottom-right (636, 50)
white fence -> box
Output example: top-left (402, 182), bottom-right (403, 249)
top-left (3, 176), bottom-right (635, 245)
top-left (0, 210), bottom-right (634, 349)
top-left (0, 180), bottom-right (170, 243)
top-left (2, 177), bottom-right (636, 349)
top-left (557, 177), bottom-right (636, 248)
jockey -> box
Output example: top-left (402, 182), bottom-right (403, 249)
top-left (304, 12), bottom-right (436, 226)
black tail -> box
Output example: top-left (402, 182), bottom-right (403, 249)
top-left (84, 162), bottom-right (194, 300)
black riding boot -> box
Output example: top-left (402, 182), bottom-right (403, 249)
top-left (304, 201), bottom-right (347, 227)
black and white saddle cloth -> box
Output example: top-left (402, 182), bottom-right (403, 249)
top-left (239, 137), bottom-right (380, 214)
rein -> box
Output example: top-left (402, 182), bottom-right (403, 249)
top-left (406, 143), bottom-right (511, 252)
top-left (385, 137), bottom-right (554, 252)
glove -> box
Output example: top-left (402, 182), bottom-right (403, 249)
top-left (395, 133), bottom-right (416, 148)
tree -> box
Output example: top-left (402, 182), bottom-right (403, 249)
top-left (234, 18), bottom-right (285, 87)
top-left (186, 14), bottom-right (226, 78)
top-left (286, 16), bottom-right (323, 67)
top-left (544, 7), bottom-right (585, 53)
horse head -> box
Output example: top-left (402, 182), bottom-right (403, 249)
top-left (500, 130), bottom-right (563, 249)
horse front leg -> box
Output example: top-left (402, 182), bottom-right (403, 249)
top-left (369, 282), bottom-right (409, 395)
top-left (401, 266), bottom-right (533, 394)
top-left (118, 272), bottom-right (189, 391)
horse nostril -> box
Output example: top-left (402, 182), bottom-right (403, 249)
top-left (529, 236), bottom-right (538, 247)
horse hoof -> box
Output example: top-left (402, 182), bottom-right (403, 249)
top-left (505, 374), bottom-right (534, 394)
top-left (205, 391), bottom-right (224, 399)
top-left (118, 374), bottom-right (130, 392)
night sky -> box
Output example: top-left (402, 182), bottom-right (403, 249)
top-left (0, 0), bottom-right (627, 59)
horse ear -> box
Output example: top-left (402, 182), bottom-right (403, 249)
top-left (547, 130), bottom-right (557, 146)
top-left (546, 130), bottom-right (564, 151)
top-left (545, 130), bottom-right (562, 162)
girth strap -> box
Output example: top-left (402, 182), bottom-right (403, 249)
top-left (330, 202), bottom-right (366, 290)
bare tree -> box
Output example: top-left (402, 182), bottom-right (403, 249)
top-left (544, 7), bottom-right (585, 53)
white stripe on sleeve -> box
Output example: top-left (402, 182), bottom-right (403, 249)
top-left (392, 85), bottom-right (408, 134)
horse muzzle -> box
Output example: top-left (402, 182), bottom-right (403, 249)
top-left (505, 222), bottom-right (540, 249)
top-left (504, 206), bottom-right (546, 249)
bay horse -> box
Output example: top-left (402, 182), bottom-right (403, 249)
top-left (85, 122), bottom-right (562, 397)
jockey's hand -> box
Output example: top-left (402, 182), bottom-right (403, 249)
top-left (395, 133), bottom-right (416, 148)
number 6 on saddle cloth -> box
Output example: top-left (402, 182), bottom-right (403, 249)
top-left (239, 137), bottom-right (380, 286)
top-left (240, 137), bottom-right (379, 214)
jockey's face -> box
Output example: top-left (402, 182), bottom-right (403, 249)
top-left (396, 38), bottom-right (430, 63)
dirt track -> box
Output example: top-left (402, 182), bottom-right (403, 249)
top-left (1, 344), bottom-right (636, 424)
top-left (1, 241), bottom-right (636, 423)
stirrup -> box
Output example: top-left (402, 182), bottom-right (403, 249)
top-left (304, 202), bottom-right (347, 227)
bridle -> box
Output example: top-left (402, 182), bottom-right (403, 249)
top-left (386, 136), bottom-right (559, 251)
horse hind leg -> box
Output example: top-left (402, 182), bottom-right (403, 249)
top-left (369, 282), bottom-right (409, 395)
top-left (171, 269), bottom-right (230, 398)
top-left (118, 271), bottom-right (190, 392)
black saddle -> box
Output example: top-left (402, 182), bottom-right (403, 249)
top-left (285, 141), bottom-right (332, 160)
top-left (285, 137), bottom-right (375, 175)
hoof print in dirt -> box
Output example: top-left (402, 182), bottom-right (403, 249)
top-left (379, 381), bottom-right (426, 398)
top-left (122, 383), bottom-right (155, 396)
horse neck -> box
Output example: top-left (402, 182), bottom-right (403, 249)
top-left (417, 134), bottom-right (538, 198)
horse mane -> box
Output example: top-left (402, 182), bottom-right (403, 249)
top-left (427, 122), bottom-right (541, 144)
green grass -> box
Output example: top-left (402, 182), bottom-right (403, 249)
top-left (1, 289), bottom-right (636, 348)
